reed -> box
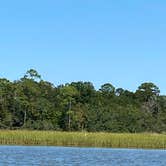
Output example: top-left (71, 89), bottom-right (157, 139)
top-left (0, 130), bottom-right (165, 149)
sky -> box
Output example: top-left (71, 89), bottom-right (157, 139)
top-left (0, 0), bottom-right (166, 93)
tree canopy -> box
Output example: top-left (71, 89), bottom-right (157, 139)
top-left (0, 69), bottom-right (165, 133)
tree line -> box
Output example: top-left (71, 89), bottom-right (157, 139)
top-left (0, 69), bottom-right (166, 133)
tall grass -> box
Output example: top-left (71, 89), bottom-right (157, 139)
top-left (0, 130), bottom-right (165, 149)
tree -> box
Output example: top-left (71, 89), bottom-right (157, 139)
top-left (136, 83), bottom-right (160, 115)
top-left (136, 82), bottom-right (160, 102)
top-left (24, 69), bottom-right (41, 81)
top-left (0, 69), bottom-right (165, 133)
top-left (59, 84), bottom-right (78, 130)
top-left (100, 83), bottom-right (115, 94)
top-left (70, 82), bottom-right (95, 103)
top-left (115, 88), bottom-right (124, 96)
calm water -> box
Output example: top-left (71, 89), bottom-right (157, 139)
top-left (0, 146), bottom-right (165, 166)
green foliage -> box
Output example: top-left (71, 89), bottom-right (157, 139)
top-left (136, 82), bottom-right (160, 102)
top-left (24, 69), bottom-right (41, 81)
top-left (0, 69), bottom-right (166, 133)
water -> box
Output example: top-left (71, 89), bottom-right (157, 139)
top-left (0, 146), bottom-right (165, 166)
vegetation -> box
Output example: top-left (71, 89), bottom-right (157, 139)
top-left (0, 130), bottom-right (166, 149)
top-left (0, 69), bottom-right (166, 133)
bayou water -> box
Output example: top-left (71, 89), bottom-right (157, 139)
top-left (0, 146), bottom-right (165, 166)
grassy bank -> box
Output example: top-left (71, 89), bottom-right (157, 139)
top-left (0, 130), bottom-right (165, 149)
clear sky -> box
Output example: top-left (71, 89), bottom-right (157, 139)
top-left (0, 1), bottom-right (166, 93)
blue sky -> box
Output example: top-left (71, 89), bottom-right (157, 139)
top-left (0, 1), bottom-right (166, 93)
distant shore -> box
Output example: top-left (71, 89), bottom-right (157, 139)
top-left (0, 130), bottom-right (165, 149)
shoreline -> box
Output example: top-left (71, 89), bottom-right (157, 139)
top-left (0, 130), bottom-right (165, 149)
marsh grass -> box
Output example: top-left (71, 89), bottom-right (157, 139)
top-left (0, 130), bottom-right (165, 149)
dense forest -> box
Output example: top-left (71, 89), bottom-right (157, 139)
top-left (0, 69), bottom-right (166, 133)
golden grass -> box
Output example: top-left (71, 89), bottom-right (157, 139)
top-left (0, 130), bottom-right (165, 149)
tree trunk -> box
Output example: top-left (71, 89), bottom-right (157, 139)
top-left (68, 99), bottom-right (72, 130)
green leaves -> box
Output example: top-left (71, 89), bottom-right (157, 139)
top-left (136, 82), bottom-right (160, 102)
top-left (0, 69), bottom-right (165, 133)
top-left (24, 69), bottom-right (41, 81)
top-left (100, 83), bottom-right (115, 94)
